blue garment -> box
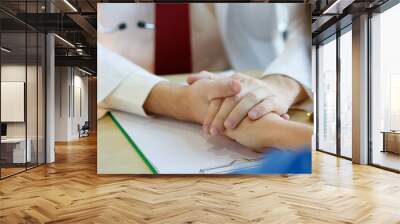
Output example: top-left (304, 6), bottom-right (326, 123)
top-left (231, 147), bottom-right (311, 174)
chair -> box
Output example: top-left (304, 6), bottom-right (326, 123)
top-left (78, 121), bottom-right (90, 138)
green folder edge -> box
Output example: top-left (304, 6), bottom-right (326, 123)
top-left (108, 112), bottom-right (158, 174)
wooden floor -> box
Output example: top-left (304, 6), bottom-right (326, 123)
top-left (0, 135), bottom-right (400, 223)
top-left (1, 167), bottom-right (26, 178)
top-left (373, 150), bottom-right (400, 171)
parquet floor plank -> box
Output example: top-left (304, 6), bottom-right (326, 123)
top-left (0, 135), bottom-right (399, 223)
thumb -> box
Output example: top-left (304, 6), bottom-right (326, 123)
top-left (207, 77), bottom-right (241, 100)
top-left (187, 71), bottom-right (216, 85)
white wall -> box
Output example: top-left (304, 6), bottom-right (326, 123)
top-left (1, 66), bottom-right (26, 139)
top-left (54, 67), bottom-right (89, 141)
top-left (1, 65), bottom-right (40, 138)
top-left (1, 64), bottom-right (46, 164)
top-left (55, 67), bottom-right (69, 141)
top-left (71, 73), bottom-right (89, 138)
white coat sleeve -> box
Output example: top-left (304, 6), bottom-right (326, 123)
top-left (97, 44), bottom-right (165, 118)
top-left (262, 5), bottom-right (313, 112)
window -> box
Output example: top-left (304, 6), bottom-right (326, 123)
top-left (370, 2), bottom-right (400, 171)
top-left (0, 1), bottom-right (47, 179)
top-left (316, 27), bottom-right (353, 159)
top-left (339, 29), bottom-right (352, 158)
top-left (390, 74), bottom-right (400, 130)
top-left (317, 37), bottom-right (337, 154)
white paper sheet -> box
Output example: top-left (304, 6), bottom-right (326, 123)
top-left (111, 111), bottom-right (260, 174)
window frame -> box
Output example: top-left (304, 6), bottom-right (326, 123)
top-left (0, 0), bottom-right (48, 180)
top-left (315, 24), bottom-right (353, 160)
top-left (367, 0), bottom-right (400, 173)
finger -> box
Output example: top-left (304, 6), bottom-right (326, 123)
top-left (206, 78), bottom-right (241, 100)
top-left (186, 71), bottom-right (215, 84)
top-left (224, 89), bottom-right (266, 129)
top-left (209, 96), bottom-right (241, 135)
top-left (248, 98), bottom-right (276, 120)
top-left (202, 99), bottom-right (222, 134)
top-left (281, 114), bottom-right (290, 120)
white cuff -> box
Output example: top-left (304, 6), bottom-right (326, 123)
top-left (104, 74), bottom-right (165, 117)
top-left (98, 43), bottom-right (166, 117)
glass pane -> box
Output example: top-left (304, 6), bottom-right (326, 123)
top-left (38, 33), bottom-right (46, 165)
top-left (38, 1), bottom-right (46, 164)
top-left (340, 30), bottom-right (352, 158)
top-left (1, 30), bottom-right (27, 177)
top-left (27, 31), bottom-right (38, 169)
top-left (0, 1), bottom-right (46, 178)
top-left (318, 38), bottom-right (337, 154)
top-left (371, 3), bottom-right (400, 171)
top-left (26, 0), bottom-right (39, 169)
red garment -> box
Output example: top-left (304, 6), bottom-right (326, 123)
top-left (155, 3), bottom-right (192, 75)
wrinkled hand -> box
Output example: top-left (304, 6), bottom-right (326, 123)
top-left (184, 76), bottom-right (241, 124)
top-left (187, 71), bottom-right (293, 135)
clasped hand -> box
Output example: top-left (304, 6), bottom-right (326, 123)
top-left (144, 70), bottom-right (311, 151)
top-left (187, 71), bottom-right (293, 136)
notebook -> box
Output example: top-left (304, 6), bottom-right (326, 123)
top-left (109, 110), bottom-right (260, 174)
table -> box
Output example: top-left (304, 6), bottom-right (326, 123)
top-left (97, 73), bottom-right (313, 174)
top-left (1, 138), bottom-right (32, 164)
top-left (381, 131), bottom-right (400, 154)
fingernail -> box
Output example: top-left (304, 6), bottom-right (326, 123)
top-left (249, 111), bottom-right (258, 119)
top-left (210, 127), bottom-right (220, 136)
top-left (224, 120), bottom-right (234, 129)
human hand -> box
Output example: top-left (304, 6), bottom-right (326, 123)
top-left (224, 113), bottom-right (312, 152)
top-left (187, 72), bottom-right (297, 135)
top-left (185, 76), bottom-right (241, 123)
top-left (144, 76), bottom-right (242, 124)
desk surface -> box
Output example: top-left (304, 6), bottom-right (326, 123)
top-left (381, 131), bottom-right (400, 134)
top-left (1, 138), bottom-right (27, 143)
top-left (97, 72), bottom-right (312, 174)
top-left (97, 74), bottom-right (198, 174)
